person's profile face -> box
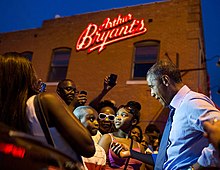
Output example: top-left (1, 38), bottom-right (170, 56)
top-left (58, 81), bottom-right (77, 105)
top-left (114, 107), bottom-right (133, 130)
top-left (146, 74), bottom-right (168, 106)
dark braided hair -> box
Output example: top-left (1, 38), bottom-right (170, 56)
top-left (119, 101), bottom-right (141, 124)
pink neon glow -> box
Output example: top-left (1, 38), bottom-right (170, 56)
top-left (88, 29), bottom-right (147, 53)
top-left (0, 143), bottom-right (26, 158)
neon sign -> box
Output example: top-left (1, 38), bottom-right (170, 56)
top-left (76, 13), bottom-right (148, 53)
top-left (0, 143), bottom-right (26, 158)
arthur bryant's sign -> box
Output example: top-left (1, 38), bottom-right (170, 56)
top-left (76, 13), bottom-right (148, 53)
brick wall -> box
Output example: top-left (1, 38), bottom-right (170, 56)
top-left (0, 0), bottom-right (207, 132)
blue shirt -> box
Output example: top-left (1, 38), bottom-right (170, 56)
top-left (163, 85), bottom-right (220, 169)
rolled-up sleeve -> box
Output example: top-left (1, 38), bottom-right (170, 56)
top-left (198, 144), bottom-right (220, 167)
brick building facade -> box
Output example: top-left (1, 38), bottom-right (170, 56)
top-left (0, 0), bottom-right (208, 131)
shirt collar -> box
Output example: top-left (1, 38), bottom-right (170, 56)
top-left (169, 85), bottom-right (191, 109)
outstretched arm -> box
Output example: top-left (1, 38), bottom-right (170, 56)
top-left (111, 142), bottom-right (155, 165)
top-left (89, 75), bottom-right (116, 109)
top-left (130, 150), bottom-right (154, 165)
top-left (39, 92), bottom-right (95, 158)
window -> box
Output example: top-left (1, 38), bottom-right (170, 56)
top-left (132, 40), bottom-right (160, 80)
top-left (21, 51), bottom-right (33, 61)
top-left (47, 48), bottom-right (71, 82)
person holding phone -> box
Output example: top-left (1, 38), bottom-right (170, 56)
top-left (89, 74), bottom-right (117, 110)
top-left (56, 79), bottom-right (87, 112)
top-left (89, 74), bottom-right (118, 143)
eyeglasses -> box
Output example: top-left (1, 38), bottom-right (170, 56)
top-left (99, 113), bottom-right (115, 121)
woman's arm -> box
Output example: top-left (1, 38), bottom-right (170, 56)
top-left (39, 92), bottom-right (95, 158)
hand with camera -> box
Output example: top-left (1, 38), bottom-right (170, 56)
top-left (39, 82), bottom-right (47, 93)
top-left (104, 74), bottom-right (117, 91)
top-left (89, 74), bottom-right (118, 110)
top-left (68, 90), bottom-right (87, 111)
top-left (76, 90), bottom-right (88, 106)
top-left (33, 79), bottom-right (47, 94)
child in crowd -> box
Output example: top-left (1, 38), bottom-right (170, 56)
top-left (144, 124), bottom-right (160, 153)
top-left (91, 100), bottom-right (118, 144)
top-left (74, 106), bottom-right (106, 170)
top-left (98, 101), bottom-right (144, 170)
top-left (89, 75), bottom-right (118, 143)
top-left (129, 125), bottom-right (143, 143)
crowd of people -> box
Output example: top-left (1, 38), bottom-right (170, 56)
top-left (1, 52), bottom-right (220, 170)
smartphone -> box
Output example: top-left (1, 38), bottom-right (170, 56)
top-left (109, 74), bottom-right (117, 86)
top-left (39, 82), bottom-right (46, 92)
top-left (80, 90), bottom-right (87, 95)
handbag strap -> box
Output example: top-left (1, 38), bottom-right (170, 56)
top-left (123, 138), bottom-right (133, 170)
top-left (34, 94), bottom-right (55, 147)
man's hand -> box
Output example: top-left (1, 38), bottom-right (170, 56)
top-left (110, 142), bottom-right (130, 158)
top-left (69, 91), bottom-right (87, 111)
top-left (203, 119), bottom-right (220, 151)
top-left (76, 93), bottom-right (87, 106)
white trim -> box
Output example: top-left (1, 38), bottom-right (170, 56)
top-left (126, 80), bottom-right (147, 84)
top-left (45, 82), bottom-right (59, 86)
top-left (46, 81), bottom-right (147, 85)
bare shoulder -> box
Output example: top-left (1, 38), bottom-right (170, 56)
top-left (98, 133), bottom-right (112, 153)
top-left (39, 92), bottom-right (65, 105)
top-left (39, 92), bottom-right (58, 100)
top-left (100, 133), bottom-right (112, 142)
top-left (99, 133), bottom-right (113, 146)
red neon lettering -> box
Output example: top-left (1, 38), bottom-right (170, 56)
top-left (100, 14), bottom-right (133, 31)
top-left (88, 29), bottom-right (146, 53)
top-left (76, 13), bottom-right (148, 53)
top-left (76, 24), bottom-right (97, 51)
